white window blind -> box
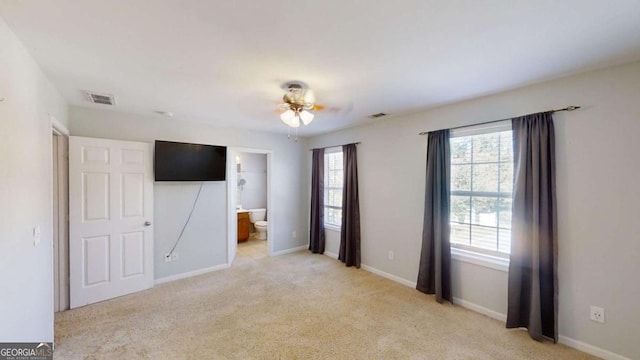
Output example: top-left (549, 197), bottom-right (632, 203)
top-left (449, 121), bottom-right (513, 257)
top-left (324, 150), bottom-right (343, 227)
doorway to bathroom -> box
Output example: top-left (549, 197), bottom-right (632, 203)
top-left (226, 148), bottom-right (273, 266)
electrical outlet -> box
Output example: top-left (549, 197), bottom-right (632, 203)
top-left (292, 231), bottom-right (297, 238)
top-left (164, 254), bottom-right (172, 263)
top-left (172, 253), bottom-right (179, 261)
top-left (388, 251), bottom-right (394, 261)
top-left (590, 305), bottom-right (605, 323)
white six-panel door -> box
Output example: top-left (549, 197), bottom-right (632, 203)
top-left (69, 136), bottom-right (153, 308)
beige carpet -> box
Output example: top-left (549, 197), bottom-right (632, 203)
top-left (55, 244), bottom-right (596, 359)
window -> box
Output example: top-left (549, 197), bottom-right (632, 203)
top-left (449, 122), bottom-right (513, 257)
top-left (324, 150), bottom-right (343, 227)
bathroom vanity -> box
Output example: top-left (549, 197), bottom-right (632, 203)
top-left (237, 210), bottom-right (250, 243)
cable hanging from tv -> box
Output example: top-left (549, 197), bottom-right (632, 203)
top-left (167, 182), bottom-right (204, 257)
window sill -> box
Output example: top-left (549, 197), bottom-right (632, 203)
top-left (324, 225), bottom-right (341, 232)
top-left (451, 247), bottom-right (509, 272)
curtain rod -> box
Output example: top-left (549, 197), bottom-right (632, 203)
top-left (418, 106), bottom-right (581, 136)
top-left (309, 142), bottom-right (361, 151)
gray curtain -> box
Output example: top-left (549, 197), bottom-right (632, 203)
top-left (339, 143), bottom-right (361, 268)
top-left (416, 130), bottom-right (452, 303)
top-left (309, 148), bottom-right (325, 254)
top-left (507, 112), bottom-right (558, 342)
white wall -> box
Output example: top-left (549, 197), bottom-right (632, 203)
top-left (0, 18), bottom-right (68, 342)
top-left (237, 153), bottom-right (267, 211)
top-left (154, 182), bottom-right (227, 279)
top-left (68, 107), bottom-right (309, 280)
top-left (308, 61), bottom-right (640, 359)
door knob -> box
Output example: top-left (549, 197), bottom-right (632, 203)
top-left (144, 221), bottom-right (152, 226)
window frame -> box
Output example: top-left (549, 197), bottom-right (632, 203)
top-left (449, 120), bottom-right (513, 269)
top-left (323, 147), bottom-right (343, 229)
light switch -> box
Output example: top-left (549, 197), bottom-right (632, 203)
top-left (33, 226), bottom-right (41, 247)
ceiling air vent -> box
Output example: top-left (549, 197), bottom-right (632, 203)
top-left (368, 112), bottom-right (387, 119)
top-left (86, 91), bottom-right (116, 106)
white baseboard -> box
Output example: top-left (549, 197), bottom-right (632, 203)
top-left (558, 336), bottom-right (631, 360)
top-left (272, 245), bottom-right (307, 256)
top-left (322, 252), bottom-right (417, 288)
top-left (154, 263), bottom-right (229, 285)
top-left (155, 245), bottom-right (308, 285)
top-left (452, 297), bottom-right (507, 322)
top-left (321, 252), bottom-right (629, 359)
top-left (360, 264), bottom-right (418, 289)
top-left (324, 251), bottom-right (338, 259)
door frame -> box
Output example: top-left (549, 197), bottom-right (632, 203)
top-left (226, 147), bottom-right (273, 265)
top-left (51, 115), bottom-right (69, 312)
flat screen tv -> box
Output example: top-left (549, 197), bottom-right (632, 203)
top-left (154, 140), bottom-right (227, 181)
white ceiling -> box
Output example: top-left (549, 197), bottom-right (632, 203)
top-left (1, 1), bottom-right (640, 136)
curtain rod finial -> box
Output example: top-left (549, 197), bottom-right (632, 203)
top-left (566, 105), bottom-right (580, 111)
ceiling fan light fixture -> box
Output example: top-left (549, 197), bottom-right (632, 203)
top-left (278, 82), bottom-right (321, 131)
top-left (280, 109), bottom-right (301, 128)
top-left (280, 109), bottom-right (295, 123)
top-left (300, 110), bottom-right (314, 125)
top-left (290, 115), bottom-right (301, 128)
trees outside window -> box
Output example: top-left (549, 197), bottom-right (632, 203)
top-left (450, 128), bottom-right (513, 256)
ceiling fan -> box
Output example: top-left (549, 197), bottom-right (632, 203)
top-left (278, 82), bottom-right (325, 128)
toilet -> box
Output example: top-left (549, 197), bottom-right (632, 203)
top-left (248, 208), bottom-right (268, 240)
